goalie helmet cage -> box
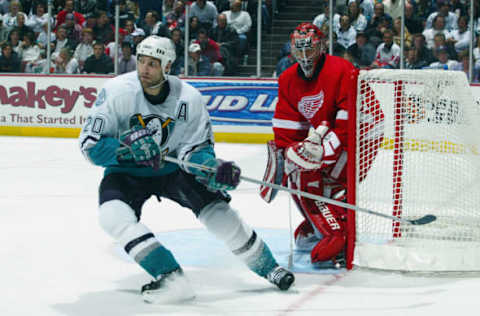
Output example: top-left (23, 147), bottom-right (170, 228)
top-left (346, 69), bottom-right (480, 272)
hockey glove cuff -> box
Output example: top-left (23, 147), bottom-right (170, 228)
top-left (195, 159), bottom-right (241, 191)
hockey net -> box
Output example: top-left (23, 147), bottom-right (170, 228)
top-left (346, 69), bottom-right (480, 272)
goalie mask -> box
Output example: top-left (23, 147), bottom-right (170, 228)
top-left (290, 23), bottom-right (325, 78)
top-left (136, 35), bottom-right (176, 76)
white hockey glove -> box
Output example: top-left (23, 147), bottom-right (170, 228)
top-left (285, 123), bottom-right (340, 175)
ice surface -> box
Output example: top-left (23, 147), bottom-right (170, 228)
top-left (0, 136), bottom-right (479, 316)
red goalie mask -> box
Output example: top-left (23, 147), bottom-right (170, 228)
top-left (290, 23), bottom-right (326, 78)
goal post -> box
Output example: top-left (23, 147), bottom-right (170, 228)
top-left (346, 69), bottom-right (480, 272)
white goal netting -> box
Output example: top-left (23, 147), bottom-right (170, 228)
top-left (353, 69), bottom-right (480, 272)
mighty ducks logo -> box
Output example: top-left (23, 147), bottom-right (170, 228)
top-left (129, 114), bottom-right (175, 148)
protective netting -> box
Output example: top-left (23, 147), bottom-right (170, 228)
top-left (353, 69), bottom-right (480, 271)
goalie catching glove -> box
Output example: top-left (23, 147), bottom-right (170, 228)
top-left (195, 159), bottom-right (241, 191)
top-left (116, 125), bottom-right (162, 170)
top-left (285, 123), bottom-right (341, 175)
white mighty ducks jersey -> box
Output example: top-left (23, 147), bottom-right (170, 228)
top-left (79, 71), bottom-right (214, 176)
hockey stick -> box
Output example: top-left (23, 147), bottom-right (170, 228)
top-left (131, 113), bottom-right (435, 226)
top-left (287, 196), bottom-right (294, 269)
top-left (164, 156), bottom-right (436, 226)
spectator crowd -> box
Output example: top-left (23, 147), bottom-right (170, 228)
top-left (0, 0), bottom-right (270, 76)
top-left (275, 0), bottom-right (480, 83)
top-left (0, 0), bottom-right (479, 81)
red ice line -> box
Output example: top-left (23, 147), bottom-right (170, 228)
top-left (277, 273), bottom-right (345, 316)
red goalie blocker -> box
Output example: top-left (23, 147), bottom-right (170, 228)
top-left (345, 73), bottom-right (385, 269)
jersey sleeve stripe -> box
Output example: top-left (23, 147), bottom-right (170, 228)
top-left (272, 118), bottom-right (310, 130)
top-left (336, 109), bottom-right (348, 120)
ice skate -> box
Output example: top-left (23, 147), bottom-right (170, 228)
top-left (266, 265), bottom-right (295, 291)
top-left (141, 268), bottom-right (196, 304)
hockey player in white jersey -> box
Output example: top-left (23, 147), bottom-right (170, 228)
top-left (79, 35), bottom-right (294, 304)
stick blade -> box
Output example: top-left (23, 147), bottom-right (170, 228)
top-left (410, 214), bottom-right (436, 225)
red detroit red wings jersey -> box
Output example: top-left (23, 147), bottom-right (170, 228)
top-left (273, 55), bottom-right (358, 149)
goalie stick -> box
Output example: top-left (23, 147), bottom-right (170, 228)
top-left (163, 156), bottom-right (436, 226)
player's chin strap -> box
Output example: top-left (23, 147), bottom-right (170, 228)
top-left (147, 76), bottom-right (167, 90)
top-left (163, 155), bottom-right (436, 226)
top-left (138, 71), bottom-right (168, 90)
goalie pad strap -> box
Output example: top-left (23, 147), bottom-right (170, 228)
top-left (289, 170), bottom-right (345, 234)
top-left (260, 140), bottom-right (284, 203)
top-left (288, 170), bottom-right (346, 262)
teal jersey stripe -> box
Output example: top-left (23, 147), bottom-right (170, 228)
top-left (104, 161), bottom-right (179, 177)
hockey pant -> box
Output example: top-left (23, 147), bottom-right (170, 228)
top-left (288, 169), bottom-right (347, 263)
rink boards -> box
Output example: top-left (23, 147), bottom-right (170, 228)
top-left (0, 73), bottom-right (479, 143)
top-left (0, 74), bottom-right (276, 143)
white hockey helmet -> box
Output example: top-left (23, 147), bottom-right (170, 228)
top-left (136, 35), bottom-right (176, 75)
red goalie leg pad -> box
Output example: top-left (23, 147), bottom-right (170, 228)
top-left (294, 219), bottom-right (314, 241)
top-left (310, 231), bottom-right (345, 262)
top-left (301, 200), bottom-right (346, 263)
top-left (289, 169), bottom-right (346, 263)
